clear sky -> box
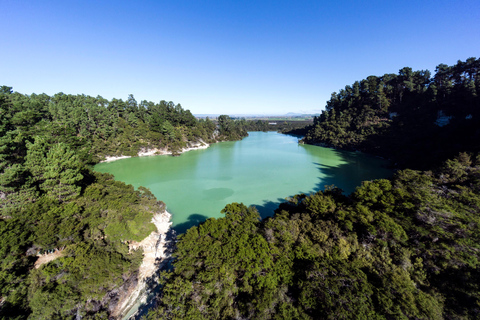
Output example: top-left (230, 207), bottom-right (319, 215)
top-left (2, 0), bottom-right (479, 115)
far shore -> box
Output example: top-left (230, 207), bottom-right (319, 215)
top-left (100, 141), bottom-right (210, 163)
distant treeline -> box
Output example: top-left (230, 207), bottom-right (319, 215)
top-left (0, 88), bottom-right (247, 319)
top-left (241, 119), bottom-right (313, 134)
top-left (303, 57), bottom-right (480, 169)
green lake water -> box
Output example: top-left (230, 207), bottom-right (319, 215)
top-left (94, 132), bottom-right (391, 233)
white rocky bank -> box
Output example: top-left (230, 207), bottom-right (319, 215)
top-left (112, 210), bottom-right (174, 319)
top-left (101, 141), bottom-right (209, 163)
top-left (102, 141), bottom-right (209, 318)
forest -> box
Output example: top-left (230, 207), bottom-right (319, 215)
top-left (303, 58), bottom-right (480, 169)
top-left (147, 58), bottom-right (480, 319)
top-left (1, 57), bottom-right (479, 319)
top-left (0, 89), bottom-right (247, 319)
top-left (150, 154), bottom-right (480, 319)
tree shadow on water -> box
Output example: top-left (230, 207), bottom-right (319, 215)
top-left (173, 213), bottom-right (210, 234)
top-left (311, 149), bottom-right (392, 195)
top-left (250, 149), bottom-right (392, 221)
top-left (248, 150), bottom-right (366, 220)
top-left (313, 161), bottom-right (354, 194)
top-left (252, 198), bottom-right (286, 220)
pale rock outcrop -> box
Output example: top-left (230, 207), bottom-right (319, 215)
top-left (112, 210), bottom-right (175, 319)
top-left (101, 139), bottom-right (209, 163)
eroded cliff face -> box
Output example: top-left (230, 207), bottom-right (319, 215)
top-left (111, 210), bottom-right (175, 319)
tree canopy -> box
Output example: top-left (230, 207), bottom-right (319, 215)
top-left (150, 153), bottom-right (480, 319)
top-left (2, 58), bottom-right (480, 319)
top-left (303, 58), bottom-right (480, 169)
top-left (0, 89), bottom-right (248, 319)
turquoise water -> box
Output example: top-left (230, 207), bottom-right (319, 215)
top-left (95, 132), bottom-right (391, 233)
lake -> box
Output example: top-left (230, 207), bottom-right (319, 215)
top-left (94, 132), bottom-right (391, 233)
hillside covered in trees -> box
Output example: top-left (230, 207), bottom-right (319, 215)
top-left (150, 154), bottom-right (480, 319)
top-left (146, 58), bottom-right (480, 320)
top-left (0, 88), bottom-right (247, 319)
top-left (1, 58), bottom-right (479, 320)
top-left (303, 58), bottom-right (480, 169)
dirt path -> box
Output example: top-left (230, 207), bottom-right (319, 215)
top-left (34, 249), bottom-right (65, 269)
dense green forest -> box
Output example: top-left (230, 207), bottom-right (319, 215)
top-left (150, 153), bottom-right (480, 319)
top-left (0, 87), bottom-right (247, 164)
top-left (146, 58), bottom-right (480, 320)
top-left (2, 58), bottom-right (480, 319)
top-left (0, 88), bottom-right (247, 319)
top-left (303, 57), bottom-right (480, 169)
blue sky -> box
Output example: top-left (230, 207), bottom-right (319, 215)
top-left (2, 0), bottom-right (479, 115)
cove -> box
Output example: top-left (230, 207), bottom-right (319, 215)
top-left (94, 132), bottom-right (391, 233)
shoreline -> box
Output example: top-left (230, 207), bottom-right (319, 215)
top-left (100, 141), bottom-right (210, 163)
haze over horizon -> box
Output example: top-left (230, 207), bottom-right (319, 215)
top-left (2, 0), bottom-right (479, 115)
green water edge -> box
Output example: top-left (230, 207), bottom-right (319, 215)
top-left (95, 132), bottom-right (391, 233)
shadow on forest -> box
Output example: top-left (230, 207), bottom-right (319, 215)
top-left (173, 213), bottom-right (210, 234)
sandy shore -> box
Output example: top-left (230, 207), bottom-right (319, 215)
top-left (100, 141), bottom-right (209, 163)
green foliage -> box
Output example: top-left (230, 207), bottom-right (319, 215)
top-left (0, 90), bottom-right (247, 167)
top-left (0, 218), bottom-right (33, 318)
top-left (0, 87), bottom-right (243, 318)
top-left (0, 91), bottom-right (168, 318)
top-left (28, 282), bottom-right (80, 319)
top-left (304, 57), bottom-right (480, 169)
top-left (25, 138), bottom-right (83, 202)
top-left (0, 168), bottom-right (161, 319)
top-left (217, 115), bottom-right (248, 141)
top-left (151, 157), bottom-right (480, 319)
top-left (154, 204), bottom-right (283, 319)
top-left (2, 57), bottom-right (480, 319)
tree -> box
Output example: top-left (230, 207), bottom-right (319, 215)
top-left (25, 138), bottom-right (83, 202)
top-left (0, 85), bottom-right (13, 94)
top-left (161, 120), bottom-right (176, 141)
top-left (41, 143), bottom-right (83, 202)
